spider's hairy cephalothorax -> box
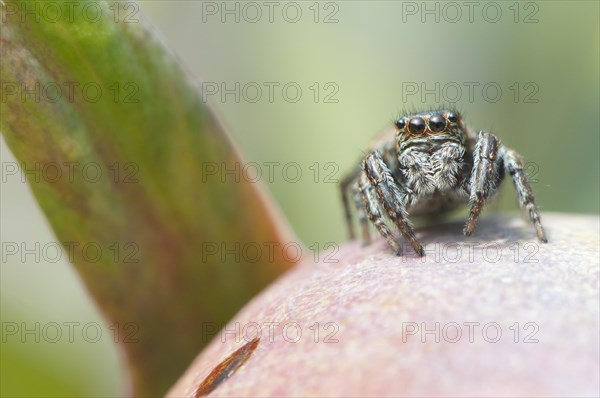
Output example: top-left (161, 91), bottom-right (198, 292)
top-left (340, 109), bottom-right (547, 256)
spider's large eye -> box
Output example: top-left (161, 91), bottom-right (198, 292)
top-left (408, 117), bottom-right (426, 135)
top-left (446, 112), bottom-right (459, 123)
top-left (394, 118), bottom-right (407, 131)
top-left (428, 114), bottom-right (446, 133)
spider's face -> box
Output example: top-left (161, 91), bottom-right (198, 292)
top-left (393, 110), bottom-right (464, 141)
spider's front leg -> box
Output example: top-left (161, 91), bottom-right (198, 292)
top-left (352, 180), bottom-right (372, 245)
top-left (502, 148), bottom-right (548, 242)
top-left (340, 167), bottom-right (361, 240)
top-left (357, 173), bottom-right (398, 253)
top-left (362, 152), bottom-right (424, 256)
top-left (464, 132), bottom-right (548, 243)
top-left (464, 131), bottom-right (503, 236)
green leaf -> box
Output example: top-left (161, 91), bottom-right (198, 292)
top-left (0, 1), bottom-right (295, 395)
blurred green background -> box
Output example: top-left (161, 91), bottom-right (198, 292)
top-left (2, 1), bottom-right (598, 396)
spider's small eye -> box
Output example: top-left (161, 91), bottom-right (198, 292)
top-left (428, 114), bottom-right (446, 133)
top-left (394, 118), bottom-right (407, 131)
top-left (408, 117), bottom-right (426, 135)
top-left (446, 112), bottom-right (459, 123)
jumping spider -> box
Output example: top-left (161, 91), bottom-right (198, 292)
top-left (340, 109), bottom-right (547, 256)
